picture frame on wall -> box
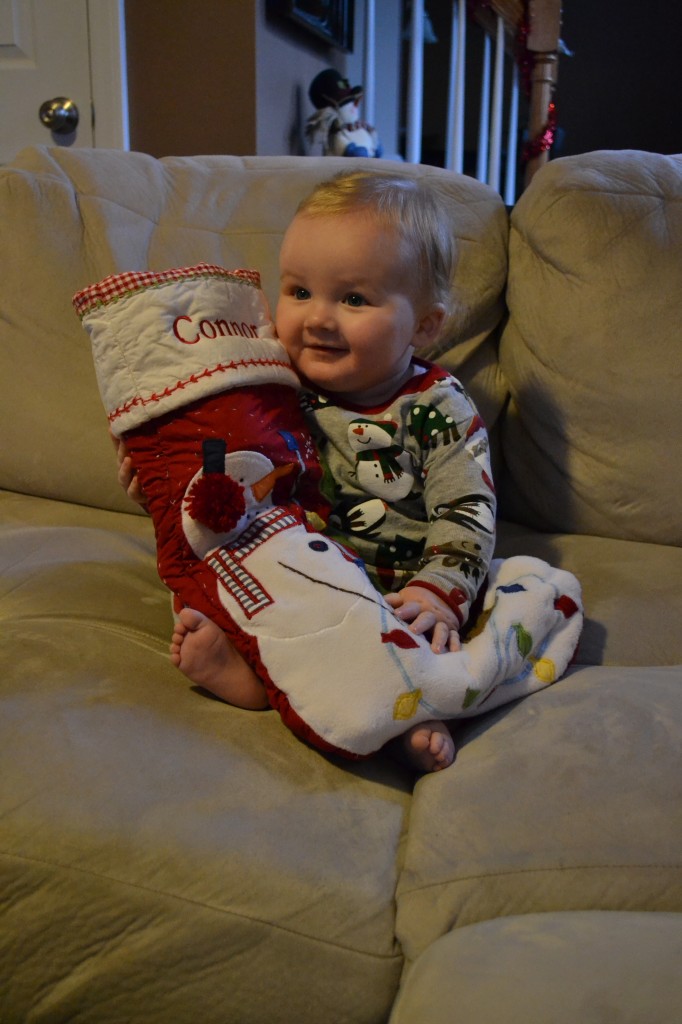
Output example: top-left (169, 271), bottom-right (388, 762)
top-left (280, 1), bottom-right (354, 52)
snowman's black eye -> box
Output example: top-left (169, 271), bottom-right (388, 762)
top-left (309, 540), bottom-right (329, 552)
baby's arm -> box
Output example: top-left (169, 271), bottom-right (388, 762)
top-left (385, 586), bottom-right (461, 653)
top-left (409, 380), bottom-right (496, 632)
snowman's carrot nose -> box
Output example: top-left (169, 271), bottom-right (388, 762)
top-left (251, 463), bottom-right (295, 502)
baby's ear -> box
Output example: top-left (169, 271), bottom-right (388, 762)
top-left (414, 303), bottom-right (446, 349)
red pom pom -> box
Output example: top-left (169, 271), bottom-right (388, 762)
top-left (186, 474), bottom-right (246, 534)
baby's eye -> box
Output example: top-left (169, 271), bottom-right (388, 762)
top-left (294, 287), bottom-right (311, 300)
top-left (344, 293), bottom-right (367, 307)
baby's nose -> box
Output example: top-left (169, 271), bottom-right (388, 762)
top-left (305, 299), bottom-right (335, 330)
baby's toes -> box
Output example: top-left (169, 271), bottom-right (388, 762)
top-left (409, 728), bottom-right (432, 753)
top-left (434, 736), bottom-right (455, 769)
top-left (430, 731), bottom-right (446, 756)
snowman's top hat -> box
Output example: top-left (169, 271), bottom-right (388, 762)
top-left (309, 68), bottom-right (363, 110)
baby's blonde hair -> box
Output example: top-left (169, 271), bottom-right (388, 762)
top-left (296, 170), bottom-right (457, 322)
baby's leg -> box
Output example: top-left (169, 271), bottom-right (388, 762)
top-left (393, 720), bottom-right (456, 773)
top-left (171, 608), bottom-right (269, 710)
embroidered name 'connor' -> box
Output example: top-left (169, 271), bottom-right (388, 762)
top-left (173, 315), bottom-right (259, 344)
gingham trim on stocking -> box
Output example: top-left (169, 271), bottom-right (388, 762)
top-left (73, 264), bottom-right (262, 318)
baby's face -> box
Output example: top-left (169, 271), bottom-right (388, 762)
top-left (276, 211), bottom-right (435, 405)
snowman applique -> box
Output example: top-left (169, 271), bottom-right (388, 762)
top-left (348, 418), bottom-right (415, 500)
top-left (181, 440), bottom-right (298, 564)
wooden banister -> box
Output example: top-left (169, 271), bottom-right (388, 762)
top-left (523, 0), bottom-right (562, 184)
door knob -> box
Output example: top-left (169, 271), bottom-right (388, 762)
top-left (39, 97), bottom-right (79, 134)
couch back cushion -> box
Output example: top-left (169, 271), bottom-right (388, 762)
top-left (0, 147), bottom-right (508, 514)
top-left (499, 150), bottom-right (682, 546)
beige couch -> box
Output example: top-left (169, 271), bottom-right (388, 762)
top-left (1, 146), bottom-right (680, 1024)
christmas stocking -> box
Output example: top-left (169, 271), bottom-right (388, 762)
top-left (75, 264), bottom-right (583, 760)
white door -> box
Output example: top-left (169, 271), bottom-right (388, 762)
top-left (0, 0), bottom-right (126, 164)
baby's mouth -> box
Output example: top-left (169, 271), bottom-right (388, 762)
top-left (307, 343), bottom-right (345, 354)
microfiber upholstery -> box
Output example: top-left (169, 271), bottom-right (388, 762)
top-left (396, 665), bottom-right (682, 964)
top-left (390, 912), bottom-right (682, 1024)
top-left (499, 151), bottom-right (682, 545)
top-left (1, 148), bottom-right (680, 1023)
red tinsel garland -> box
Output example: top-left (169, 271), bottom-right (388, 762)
top-left (523, 100), bottom-right (557, 159)
top-left (516, 0), bottom-right (558, 162)
top-left (467, 0), bottom-right (558, 163)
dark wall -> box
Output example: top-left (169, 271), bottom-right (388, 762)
top-left (419, 1), bottom-right (681, 171)
top-left (553, 1), bottom-right (681, 157)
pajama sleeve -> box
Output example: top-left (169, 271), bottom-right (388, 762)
top-left (406, 377), bottom-right (497, 627)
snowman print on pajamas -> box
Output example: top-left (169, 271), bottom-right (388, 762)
top-left (347, 418), bottom-right (415, 500)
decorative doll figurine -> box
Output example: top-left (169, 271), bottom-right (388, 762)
top-left (305, 68), bottom-right (382, 158)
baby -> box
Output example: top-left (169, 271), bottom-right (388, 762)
top-left (119, 171), bottom-right (497, 772)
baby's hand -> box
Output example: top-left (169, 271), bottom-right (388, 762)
top-left (110, 432), bottom-right (148, 509)
top-left (385, 586), bottom-right (461, 653)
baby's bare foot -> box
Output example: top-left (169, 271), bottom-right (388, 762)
top-left (170, 608), bottom-right (227, 683)
top-left (399, 719), bottom-right (456, 773)
top-left (170, 608), bottom-right (268, 709)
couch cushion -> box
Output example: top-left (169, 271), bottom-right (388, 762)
top-left (499, 150), bottom-right (682, 546)
top-left (0, 492), bottom-right (411, 1024)
top-left (390, 911), bottom-right (682, 1024)
top-left (496, 520), bottom-right (682, 667)
top-left (0, 147), bottom-right (507, 514)
top-left (395, 663), bottom-right (682, 964)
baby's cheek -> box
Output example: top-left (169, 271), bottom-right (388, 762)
top-left (274, 322), bottom-right (296, 357)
